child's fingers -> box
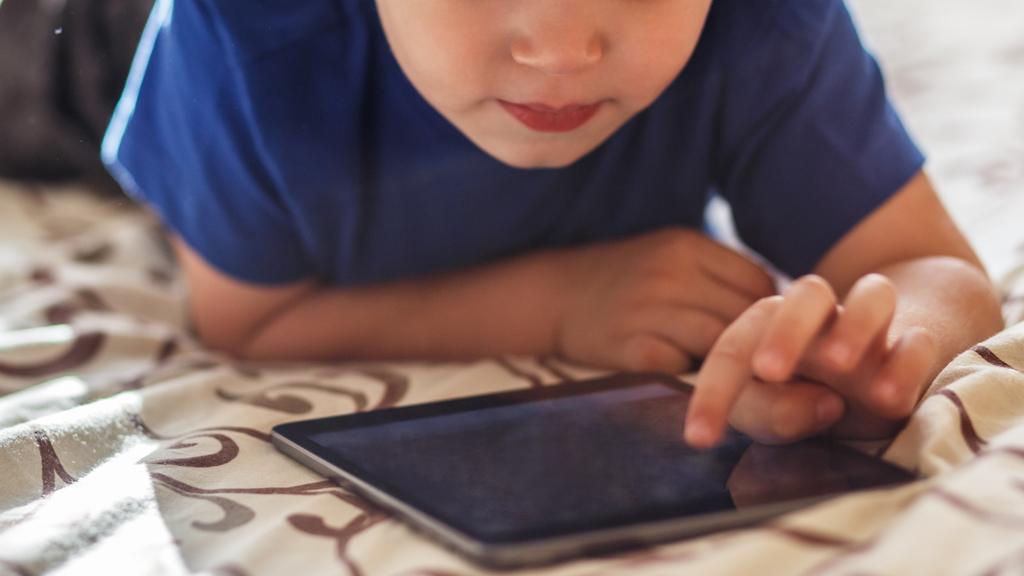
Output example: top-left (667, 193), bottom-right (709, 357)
top-left (630, 307), bottom-right (727, 360)
top-left (868, 327), bottom-right (937, 419)
top-left (728, 379), bottom-right (846, 445)
top-left (655, 275), bottom-right (760, 325)
top-left (822, 274), bottom-right (897, 371)
top-left (620, 333), bottom-right (693, 374)
top-left (612, 306), bottom-right (739, 376)
top-left (752, 275), bottom-right (838, 382)
top-left (685, 296), bottom-right (783, 449)
top-left (692, 277), bottom-right (764, 324)
top-left (695, 238), bottom-right (777, 300)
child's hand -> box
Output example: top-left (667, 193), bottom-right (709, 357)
top-left (555, 228), bottom-right (776, 373)
top-left (683, 274), bottom-right (939, 448)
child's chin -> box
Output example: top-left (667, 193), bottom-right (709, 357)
top-left (479, 139), bottom-right (603, 170)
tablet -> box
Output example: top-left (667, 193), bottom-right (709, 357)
top-left (271, 373), bottom-right (913, 569)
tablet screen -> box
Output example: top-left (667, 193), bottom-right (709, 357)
top-left (294, 377), bottom-right (910, 544)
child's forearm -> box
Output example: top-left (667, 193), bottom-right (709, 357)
top-left (235, 249), bottom-right (570, 362)
top-left (878, 255), bottom-right (1003, 378)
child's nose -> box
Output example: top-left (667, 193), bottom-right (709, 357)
top-left (509, 10), bottom-right (605, 76)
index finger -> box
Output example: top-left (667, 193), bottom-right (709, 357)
top-left (684, 296), bottom-right (783, 448)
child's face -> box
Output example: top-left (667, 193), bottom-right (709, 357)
top-left (375, 0), bottom-right (713, 168)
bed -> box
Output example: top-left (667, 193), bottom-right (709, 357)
top-left (2, 0), bottom-right (1024, 574)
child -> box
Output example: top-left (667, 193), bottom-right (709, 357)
top-left (102, 0), bottom-right (1003, 448)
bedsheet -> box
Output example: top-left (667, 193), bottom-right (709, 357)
top-left (3, 0), bottom-right (1024, 573)
top-left (0, 184), bottom-right (1023, 576)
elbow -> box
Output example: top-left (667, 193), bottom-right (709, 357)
top-left (192, 320), bottom-right (256, 360)
top-left (191, 311), bottom-right (306, 362)
top-left (171, 235), bottom-right (318, 361)
top-left (930, 255), bottom-right (1005, 336)
top-left (188, 307), bottom-right (269, 361)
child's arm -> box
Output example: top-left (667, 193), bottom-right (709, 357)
top-left (684, 171), bottom-right (1005, 447)
top-left (176, 228), bottom-right (776, 368)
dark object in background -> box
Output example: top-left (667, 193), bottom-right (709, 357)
top-left (0, 0), bottom-right (152, 195)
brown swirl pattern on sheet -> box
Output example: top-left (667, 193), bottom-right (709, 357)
top-left (391, 571), bottom-right (467, 576)
top-left (128, 402), bottom-right (391, 562)
top-left (120, 337), bottom-right (180, 390)
top-left (974, 345), bottom-right (1021, 373)
top-left (215, 368), bottom-right (408, 414)
top-left (536, 356), bottom-right (575, 382)
top-left (357, 367), bottom-right (410, 409)
top-left (130, 414), bottom-right (273, 444)
top-left (494, 357), bottom-right (546, 388)
top-left (33, 428), bottom-right (77, 497)
top-left (149, 472), bottom-right (377, 515)
top-left (937, 389), bottom-right (988, 454)
top-left (287, 512), bottom-right (388, 576)
top-left (154, 475), bottom-right (256, 532)
top-left (70, 241), bottom-right (114, 264)
top-left (146, 466), bottom-right (388, 535)
top-left (216, 382), bottom-right (369, 414)
top-left (29, 266), bottom-right (56, 285)
top-left (44, 288), bottom-right (112, 324)
top-left (929, 486), bottom-right (1024, 529)
top-left (765, 526), bottom-right (856, 548)
top-left (0, 332), bottom-right (105, 378)
top-left (211, 561), bottom-right (251, 573)
top-left (4, 297), bottom-right (1024, 576)
top-left (145, 433), bottom-right (240, 468)
top-left (795, 446), bottom-right (1024, 576)
top-left (209, 564), bottom-right (251, 576)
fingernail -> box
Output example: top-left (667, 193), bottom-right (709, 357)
top-left (816, 396), bottom-right (845, 425)
top-left (685, 417), bottom-right (715, 448)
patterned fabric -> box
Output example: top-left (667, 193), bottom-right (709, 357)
top-left (2, 0), bottom-right (1024, 574)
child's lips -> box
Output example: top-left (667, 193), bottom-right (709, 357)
top-left (498, 100), bottom-right (603, 133)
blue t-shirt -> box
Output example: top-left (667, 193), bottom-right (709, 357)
top-left (103, 0), bottom-right (924, 286)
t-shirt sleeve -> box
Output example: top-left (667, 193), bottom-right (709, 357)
top-left (714, 0), bottom-right (925, 278)
top-left (101, 0), bottom-right (315, 284)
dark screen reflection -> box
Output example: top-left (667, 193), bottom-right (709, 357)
top-left (310, 382), bottom-right (909, 542)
